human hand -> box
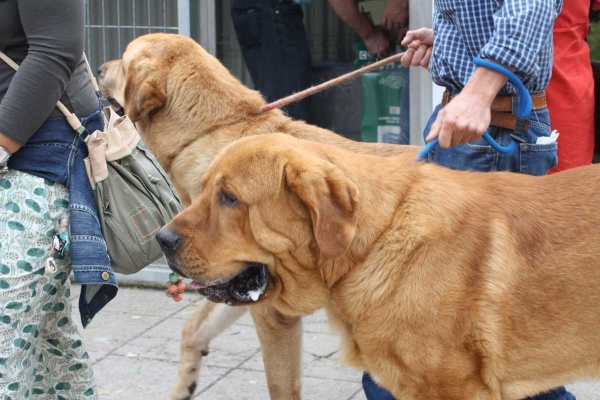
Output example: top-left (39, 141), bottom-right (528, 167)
top-left (425, 63), bottom-right (509, 148)
top-left (362, 25), bottom-right (392, 58)
top-left (400, 28), bottom-right (434, 70)
top-left (382, 0), bottom-right (409, 43)
top-left (426, 92), bottom-right (491, 148)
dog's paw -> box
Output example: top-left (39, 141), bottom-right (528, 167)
top-left (170, 380), bottom-right (197, 400)
top-left (170, 353), bottom-right (206, 400)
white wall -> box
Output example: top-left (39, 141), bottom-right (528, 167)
top-left (408, 0), bottom-right (444, 146)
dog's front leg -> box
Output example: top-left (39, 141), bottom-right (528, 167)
top-left (170, 300), bottom-right (248, 400)
top-left (250, 304), bottom-right (303, 400)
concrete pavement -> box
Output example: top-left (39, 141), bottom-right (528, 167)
top-left (70, 285), bottom-right (600, 399)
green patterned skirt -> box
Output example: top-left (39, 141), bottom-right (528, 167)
top-left (0, 170), bottom-right (96, 399)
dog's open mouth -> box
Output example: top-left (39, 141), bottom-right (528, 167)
top-left (106, 98), bottom-right (124, 117)
top-left (188, 263), bottom-right (270, 304)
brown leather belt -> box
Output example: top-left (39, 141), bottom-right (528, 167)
top-left (441, 90), bottom-right (547, 132)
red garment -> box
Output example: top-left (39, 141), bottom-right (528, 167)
top-left (594, 0), bottom-right (600, 10)
top-left (547, 0), bottom-right (595, 173)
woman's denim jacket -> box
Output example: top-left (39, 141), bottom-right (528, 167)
top-left (8, 104), bottom-right (117, 327)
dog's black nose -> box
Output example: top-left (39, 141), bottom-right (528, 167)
top-left (156, 227), bottom-right (180, 255)
top-left (97, 63), bottom-right (106, 77)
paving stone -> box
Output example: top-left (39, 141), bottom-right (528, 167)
top-left (93, 354), bottom-right (228, 400)
top-left (303, 355), bottom-right (363, 383)
top-left (302, 331), bottom-right (343, 358)
top-left (196, 368), bottom-right (362, 400)
top-left (97, 286), bottom-right (194, 317)
top-left (349, 388), bottom-right (368, 400)
top-left (67, 286), bottom-right (600, 400)
top-left (239, 349), bottom-right (317, 372)
top-left (121, 318), bottom-right (262, 369)
top-left (240, 329), bottom-right (341, 372)
top-left (567, 381), bottom-right (600, 399)
top-left (77, 311), bottom-right (163, 363)
top-left (113, 336), bottom-right (183, 363)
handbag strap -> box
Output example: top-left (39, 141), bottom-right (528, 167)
top-left (0, 50), bottom-right (100, 140)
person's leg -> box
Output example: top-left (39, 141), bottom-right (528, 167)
top-left (525, 387), bottom-right (576, 400)
top-left (231, 0), bottom-right (271, 95)
top-left (363, 373), bottom-right (395, 400)
top-left (231, 0), bottom-right (311, 120)
top-left (273, 0), bottom-right (311, 121)
top-left (0, 171), bottom-right (95, 399)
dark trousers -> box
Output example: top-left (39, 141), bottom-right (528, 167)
top-left (231, 0), bottom-right (311, 121)
top-left (363, 373), bottom-right (575, 400)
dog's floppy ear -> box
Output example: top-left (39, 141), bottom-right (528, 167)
top-left (284, 157), bottom-right (359, 259)
top-left (123, 63), bottom-right (167, 122)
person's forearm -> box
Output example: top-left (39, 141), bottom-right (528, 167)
top-left (0, 133), bottom-right (22, 153)
top-left (462, 61), bottom-right (510, 105)
top-left (327, 0), bottom-right (375, 39)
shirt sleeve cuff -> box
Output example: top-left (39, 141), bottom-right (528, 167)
top-left (480, 39), bottom-right (541, 83)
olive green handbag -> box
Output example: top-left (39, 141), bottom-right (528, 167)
top-left (84, 107), bottom-right (182, 274)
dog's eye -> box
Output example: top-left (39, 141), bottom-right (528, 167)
top-left (219, 190), bottom-right (239, 207)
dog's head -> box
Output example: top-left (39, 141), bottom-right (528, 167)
top-left (155, 134), bottom-right (359, 313)
top-left (98, 33), bottom-right (264, 124)
top-left (98, 33), bottom-right (174, 121)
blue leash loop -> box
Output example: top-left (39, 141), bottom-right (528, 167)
top-left (417, 57), bottom-right (532, 161)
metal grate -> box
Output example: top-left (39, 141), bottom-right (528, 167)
top-left (84, 0), bottom-right (187, 73)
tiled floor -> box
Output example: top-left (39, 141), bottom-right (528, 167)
top-left (70, 285), bottom-right (600, 399)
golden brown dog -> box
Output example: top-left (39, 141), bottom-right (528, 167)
top-left (157, 132), bottom-right (600, 400)
top-left (98, 32), bottom-right (420, 400)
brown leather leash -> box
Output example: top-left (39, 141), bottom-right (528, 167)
top-left (258, 52), bottom-right (406, 114)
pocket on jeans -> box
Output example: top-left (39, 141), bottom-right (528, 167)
top-left (231, 7), bottom-right (263, 48)
top-left (519, 142), bottom-right (558, 176)
top-left (430, 143), bottom-right (497, 172)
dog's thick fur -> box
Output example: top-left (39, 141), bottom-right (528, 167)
top-left (99, 33), bottom-right (420, 400)
top-left (161, 132), bottom-right (600, 400)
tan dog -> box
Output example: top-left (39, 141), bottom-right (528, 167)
top-left (157, 133), bottom-right (600, 400)
top-left (98, 32), bottom-right (420, 400)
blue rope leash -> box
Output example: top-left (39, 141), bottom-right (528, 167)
top-left (417, 58), bottom-right (531, 161)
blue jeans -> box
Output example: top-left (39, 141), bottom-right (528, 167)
top-left (363, 100), bottom-right (573, 399)
top-left (424, 104), bottom-right (558, 175)
top-left (231, 0), bottom-right (311, 121)
top-left (363, 373), bottom-right (575, 400)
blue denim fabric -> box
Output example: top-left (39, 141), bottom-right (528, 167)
top-left (8, 104), bottom-right (117, 327)
top-left (363, 373), bottom-right (395, 400)
top-left (424, 100), bottom-right (558, 175)
top-left (364, 371), bottom-right (575, 400)
top-left (362, 99), bottom-right (570, 400)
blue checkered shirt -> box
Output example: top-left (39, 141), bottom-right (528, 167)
top-left (430, 0), bottom-right (563, 95)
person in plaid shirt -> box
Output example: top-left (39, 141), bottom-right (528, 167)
top-left (362, 1), bottom-right (575, 400)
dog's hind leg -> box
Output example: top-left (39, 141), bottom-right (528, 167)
top-left (170, 300), bottom-right (248, 400)
top-left (251, 304), bottom-right (303, 400)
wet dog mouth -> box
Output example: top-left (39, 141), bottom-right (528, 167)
top-left (106, 98), bottom-right (124, 117)
top-left (187, 263), bottom-right (270, 304)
